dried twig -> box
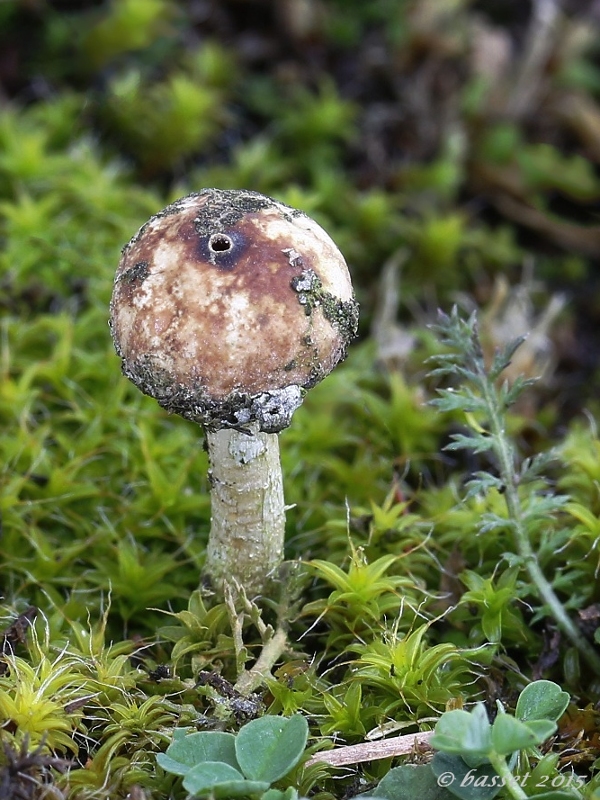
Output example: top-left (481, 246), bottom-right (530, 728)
top-left (306, 731), bottom-right (433, 768)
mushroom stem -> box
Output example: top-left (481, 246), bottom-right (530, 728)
top-left (204, 424), bottom-right (286, 597)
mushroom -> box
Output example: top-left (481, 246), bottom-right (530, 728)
top-left (109, 189), bottom-right (358, 597)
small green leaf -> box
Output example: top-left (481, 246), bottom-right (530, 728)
top-left (481, 611), bottom-right (502, 644)
top-left (444, 433), bottom-right (492, 455)
top-left (430, 753), bottom-right (503, 800)
top-left (370, 763), bottom-right (456, 800)
top-left (156, 753), bottom-right (196, 777)
top-left (172, 727), bottom-right (194, 741)
top-left (464, 472), bottom-right (505, 498)
top-left (490, 714), bottom-right (554, 756)
top-left (235, 714), bottom-right (308, 784)
top-left (533, 792), bottom-right (581, 800)
top-left (182, 762), bottom-right (269, 798)
top-left (262, 789), bottom-right (299, 800)
top-left (430, 704), bottom-right (492, 758)
top-left (515, 681), bottom-right (570, 724)
top-left (524, 718), bottom-right (557, 741)
top-left (157, 731), bottom-right (238, 775)
top-left (430, 710), bottom-right (472, 753)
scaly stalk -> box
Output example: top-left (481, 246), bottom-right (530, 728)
top-left (204, 424), bottom-right (286, 598)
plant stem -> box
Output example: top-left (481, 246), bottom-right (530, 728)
top-left (204, 424), bottom-right (285, 598)
top-left (233, 625), bottom-right (288, 696)
top-left (481, 374), bottom-right (600, 675)
top-left (487, 753), bottom-right (528, 800)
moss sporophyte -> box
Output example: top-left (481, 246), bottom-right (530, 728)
top-left (110, 188), bottom-right (359, 599)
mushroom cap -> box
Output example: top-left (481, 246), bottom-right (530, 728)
top-left (109, 189), bottom-right (359, 432)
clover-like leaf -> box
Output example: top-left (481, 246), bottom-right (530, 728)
top-left (157, 731), bottom-right (238, 776)
top-left (262, 788), bottom-right (300, 800)
top-left (515, 681), bottom-right (569, 724)
top-left (370, 763), bottom-right (456, 800)
top-left (172, 727), bottom-right (194, 741)
top-left (235, 714), bottom-right (308, 784)
top-left (430, 753), bottom-right (504, 800)
top-left (430, 704), bottom-right (492, 759)
top-left (182, 762), bottom-right (269, 798)
top-left (491, 714), bottom-right (555, 756)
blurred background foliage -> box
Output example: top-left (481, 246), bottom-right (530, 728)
top-left (2, 0), bottom-right (600, 797)
top-left (2, 0), bottom-right (600, 402)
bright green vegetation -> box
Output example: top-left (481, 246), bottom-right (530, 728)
top-left (361, 680), bottom-right (573, 800)
top-left (2, 1), bottom-right (600, 798)
top-left (157, 714), bottom-right (309, 798)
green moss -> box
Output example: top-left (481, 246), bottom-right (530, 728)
top-left (190, 188), bottom-right (298, 237)
top-left (290, 269), bottom-right (359, 345)
top-left (1, 1), bottom-right (600, 796)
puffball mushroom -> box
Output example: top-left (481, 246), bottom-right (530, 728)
top-left (109, 189), bottom-right (358, 597)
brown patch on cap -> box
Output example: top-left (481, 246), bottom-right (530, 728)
top-left (110, 189), bottom-right (358, 431)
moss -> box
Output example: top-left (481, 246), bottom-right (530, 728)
top-left (2, 1), bottom-right (600, 796)
top-left (291, 269), bottom-right (359, 344)
top-left (322, 294), bottom-right (360, 344)
top-left (191, 189), bottom-right (301, 237)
